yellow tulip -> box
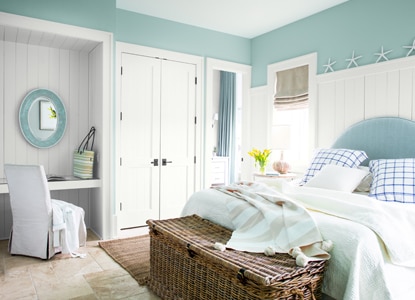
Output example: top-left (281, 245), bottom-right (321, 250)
top-left (248, 148), bottom-right (272, 164)
top-left (248, 148), bottom-right (271, 173)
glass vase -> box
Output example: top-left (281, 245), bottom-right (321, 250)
top-left (258, 163), bottom-right (266, 175)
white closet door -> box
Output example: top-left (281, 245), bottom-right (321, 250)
top-left (119, 53), bottom-right (161, 229)
top-left (159, 60), bottom-right (196, 220)
top-left (118, 54), bottom-right (197, 228)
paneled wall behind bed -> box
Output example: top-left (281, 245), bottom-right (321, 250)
top-left (316, 55), bottom-right (415, 148)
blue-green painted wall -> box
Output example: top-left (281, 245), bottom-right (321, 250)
top-left (0, 0), bottom-right (116, 32)
top-left (251, 0), bottom-right (415, 87)
top-left (0, 0), bottom-right (250, 65)
top-left (115, 9), bottom-right (250, 64)
top-left (1, 0), bottom-right (414, 88)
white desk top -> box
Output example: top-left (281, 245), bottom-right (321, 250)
top-left (0, 177), bottom-right (101, 194)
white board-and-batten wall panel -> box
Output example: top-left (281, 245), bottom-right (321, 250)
top-left (316, 55), bottom-right (415, 149)
top-left (1, 41), bottom-right (90, 173)
top-left (0, 39), bottom-right (93, 239)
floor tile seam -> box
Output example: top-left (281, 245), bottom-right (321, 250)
top-left (81, 271), bottom-right (101, 298)
top-left (0, 256), bottom-right (4, 278)
top-left (87, 253), bottom-right (114, 272)
top-left (27, 265), bottom-right (39, 300)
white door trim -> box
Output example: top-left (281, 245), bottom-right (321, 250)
top-left (115, 42), bottom-right (203, 234)
top-left (205, 58), bottom-right (251, 185)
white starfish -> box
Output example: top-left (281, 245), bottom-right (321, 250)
top-left (374, 46), bottom-right (392, 63)
top-left (403, 39), bottom-right (415, 57)
top-left (323, 58), bottom-right (336, 73)
top-left (346, 51), bottom-right (362, 68)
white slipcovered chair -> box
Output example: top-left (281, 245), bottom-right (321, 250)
top-left (4, 164), bottom-right (87, 259)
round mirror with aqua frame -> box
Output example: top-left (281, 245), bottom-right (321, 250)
top-left (19, 89), bottom-right (67, 148)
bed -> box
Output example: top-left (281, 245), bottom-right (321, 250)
top-left (182, 116), bottom-right (415, 300)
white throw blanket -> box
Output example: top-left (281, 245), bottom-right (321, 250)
top-left (52, 199), bottom-right (87, 257)
top-left (215, 182), bottom-right (331, 265)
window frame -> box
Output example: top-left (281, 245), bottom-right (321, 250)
top-left (267, 53), bottom-right (318, 172)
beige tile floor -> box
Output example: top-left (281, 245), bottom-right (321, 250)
top-left (0, 230), bottom-right (161, 300)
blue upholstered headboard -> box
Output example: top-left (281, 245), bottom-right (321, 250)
top-left (331, 117), bottom-right (415, 166)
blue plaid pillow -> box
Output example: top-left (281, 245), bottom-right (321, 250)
top-left (369, 159), bottom-right (415, 203)
top-left (300, 148), bottom-right (368, 185)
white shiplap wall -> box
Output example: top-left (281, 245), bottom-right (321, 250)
top-left (316, 55), bottom-right (415, 148)
top-left (0, 25), bottom-right (101, 239)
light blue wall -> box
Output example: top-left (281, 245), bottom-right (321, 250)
top-left (251, 0), bottom-right (415, 87)
top-left (0, 0), bottom-right (250, 65)
top-left (2, 0), bottom-right (414, 88)
top-left (0, 0), bottom-right (116, 32)
top-left (116, 9), bottom-right (250, 64)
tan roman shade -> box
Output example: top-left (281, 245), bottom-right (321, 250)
top-left (274, 65), bottom-right (308, 110)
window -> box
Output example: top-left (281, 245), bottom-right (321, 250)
top-left (267, 53), bottom-right (317, 172)
top-left (272, 107), bottom-right (309, 171)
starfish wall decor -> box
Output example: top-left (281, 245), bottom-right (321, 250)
top-left (322, 37), bottom-right (415, 73)
top-left (403, 39), bottom-right (415, 57)
top-left (323, 58), bottom-right (336, 73)
top-left (374, 46), bottom-right (392, 63)
top-left (346, 51), bottom-right (362, 68)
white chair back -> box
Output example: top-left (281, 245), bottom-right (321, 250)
top-left (4, 164), bottom-right (53, 259)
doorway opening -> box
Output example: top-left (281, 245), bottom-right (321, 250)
top-left (212, 70), bottom-right (243, 183)
top-left (205, 58), bottom-right (251, 187)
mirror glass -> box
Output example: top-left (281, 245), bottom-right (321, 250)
top-left (19, 89), bottom-right (66, 148)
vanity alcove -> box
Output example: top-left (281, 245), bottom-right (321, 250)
top-left (0, 12), bottom-right (113, 240)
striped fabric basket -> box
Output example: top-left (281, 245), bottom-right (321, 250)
top-left (73, 127), bottom-right (95, 179)
top-left (73, 150), bottom-right (94, 179)
top-left (146, 215), bottom-right (327, 300)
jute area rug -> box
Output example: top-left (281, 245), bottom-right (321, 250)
top-left (99, 235), bottom-right (150, 285)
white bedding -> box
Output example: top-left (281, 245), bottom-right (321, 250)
top-left (181, 181), bottom-right (415, 300)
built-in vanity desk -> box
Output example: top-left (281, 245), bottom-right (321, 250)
top-left (0, 12), bottom-right (112, 240)
top-left (0, 177), bottom-right (101, 194)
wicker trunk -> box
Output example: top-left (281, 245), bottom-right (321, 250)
top-left (146, 215), bottom-right (326, 300)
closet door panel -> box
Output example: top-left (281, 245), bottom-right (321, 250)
top-left (159, 167), bottom-right (191, 219)
top-left (159, 60), bottom-right (196, 219)
top-left (119, 53), bottom-right (161, 228)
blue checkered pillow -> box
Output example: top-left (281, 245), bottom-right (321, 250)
top-left (369, 159), bottom-right (415, 203)
top-left (300, 148), bottom-right (368, 185)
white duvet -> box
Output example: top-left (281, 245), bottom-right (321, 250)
top-left (182, 181), bottom-right (415, 300)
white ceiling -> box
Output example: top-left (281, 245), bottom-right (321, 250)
top-left (0, 25), bottom-right (99, 52)
top-left (116, 0), bottom-right (347, 38)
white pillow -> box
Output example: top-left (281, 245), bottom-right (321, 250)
top-left (300, 148), bottom-right (368, 185)
top-left (369, 158), bottom-right (415, 203)
top-left (305, 164), bottom-right (369, 192)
